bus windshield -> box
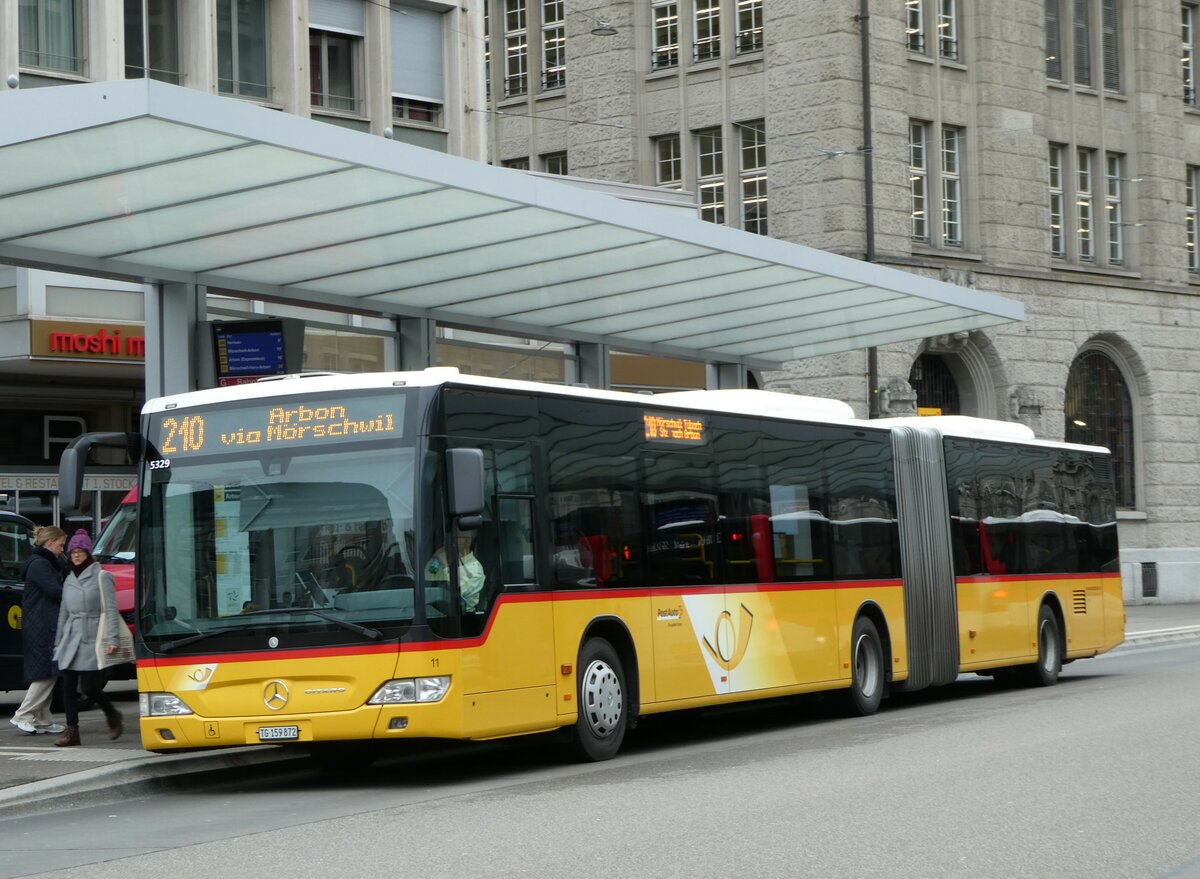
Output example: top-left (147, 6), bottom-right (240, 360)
top-left (138, 391), bottom-right (418, 649)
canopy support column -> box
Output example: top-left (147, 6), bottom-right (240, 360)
top-left (573, 342), bottom-right (610, 389)
top-left (145, 282), bottom-right (199, 398)
top-left (707, 363), bottom-right (748, 389)
top-left (398, 317), bottom-right (436, 370)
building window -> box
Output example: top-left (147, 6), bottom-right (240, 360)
top-left (542, 152), bottom-right (568, 175)
top-left (484, 3), bottom-right (491, 101)
top-left (392, 97), bottom-right (441, 126)
top-left (739, 120), bottom-right (767, 235)
top-left (938, 0), bottom-right (959, 60)
top-left (1064, 350), bottom-right (1135, 507)
top-left (1049, 144), bottom-right (1066, 258)
top-left (907, 0), bottom-right (926, 53)
top-left (1102, 0), bottom-right (1120, 91)
top-left (654, 135), bottom-right (682, 189)
top-left (1050, 0), bottom-right (1121, 91)
top-left (906, 0), bottom-right (959, 61)
top-left (1185, 5), bottom-right (1197, 106)
top-left (542, 0), bottom-right (565, 89)
top-left (18, 0), bottom-right (83, 74)
top-left (1077, 148), bottom-right (1094, 261)
top-left (124, 0), bottom-right (180, 83)
top-left (1052, 144), bottom-right (1128, 265)
top-left (504, 0), bottom-right (528, 97)
top-left (1073, 0), bottom-right (1092, 85)
top-left (392, 3), bottom-right (445, 129)
top-left (694, 0), bottom-right (720, 62)
top-left (1105, 153), bottom-right (1124, 265)
top-left (502, 157), bottom-right (530, 170)
top-left (1188, 166), bottom-right (1200, 272)
top-left (217, 0), bottom-right (269, 100)
top-left (736, 0), bottom-right (763, 53)
top-left (696, 128), bottom-right (725, 224)
top-left (911, 121), bottom-right (964, 248)
top-left (652, 0), bottom-right (680, 68)
top-left (941, 126), bottom-right (962, 247)
top-left (910, 122), bottom-right (929, 242)
top-left (310, 30), bottom-right (360, 113)
top-left (1046, 0), bottom-right (1063, 79)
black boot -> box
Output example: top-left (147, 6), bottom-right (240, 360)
top-left (104, 710), bottom-right (124, 741)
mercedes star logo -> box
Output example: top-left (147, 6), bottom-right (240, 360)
top-left (263, 680), bottom-right (290, 711)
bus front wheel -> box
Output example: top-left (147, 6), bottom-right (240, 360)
top-left (846, 616), bottom-right (885, 716)
top-left (571, 638), bottom-right (628, 761)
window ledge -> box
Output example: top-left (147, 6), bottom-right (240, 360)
top-left (1117, 510), bottom-right (1148, 521)
top-left (911, 244), bottom-right (983, 262)
top-left (729, 51), bottom-right (764, 67)
top-left (17, 68), bottom-right (89, 84)
top-left (311, 108), bottom-right (370, 123)
top-left (392, 120), bottom-right (448, 134)
top-left (1051, 262), bottom-right (1143, 281)
top-left (645, 66), bottom-right (680, 81)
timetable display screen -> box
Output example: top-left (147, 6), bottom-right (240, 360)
top-left (147, 394), bottom-right (407, 459)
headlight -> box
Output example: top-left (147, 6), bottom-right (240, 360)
top-left (139, 692), bottom-right (195, 717)
top-left (368, 676), bottom-right (450, 704)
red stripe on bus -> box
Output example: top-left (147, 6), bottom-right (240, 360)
top-left (139, 572), bottom-right (1105, 667)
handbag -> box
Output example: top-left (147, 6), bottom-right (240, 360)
top-left (95, 571), bottom-right (135, 668)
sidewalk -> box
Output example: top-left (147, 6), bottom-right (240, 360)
top-left (1, 602), bottom-right (1198, 817)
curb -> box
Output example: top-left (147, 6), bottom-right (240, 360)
top-left (0, 744), bottom-right (303, 819)
top-left (1120, 625), bottom-right (1200, 648)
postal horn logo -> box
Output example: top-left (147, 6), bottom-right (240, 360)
top-left (702, 604), bottom-right (754, 671)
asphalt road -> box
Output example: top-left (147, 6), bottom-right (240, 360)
top-left (2, 638), bottom-right (1199, 879)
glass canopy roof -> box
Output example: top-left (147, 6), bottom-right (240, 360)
top-left (0, 80), bottom-right (1023, 368)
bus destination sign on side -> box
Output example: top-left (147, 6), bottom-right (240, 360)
top-left (643, 411), bottom-right (707, 445)
top-left (149, 396), bottom-right (406, 458)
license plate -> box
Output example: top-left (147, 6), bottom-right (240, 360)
top-left (258, 725), bottom-right (300, 741)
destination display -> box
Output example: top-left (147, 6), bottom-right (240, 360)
top-left (643, 411), bottom-right (707, 445)
top-left (147, 395), bottom-right (406, 459)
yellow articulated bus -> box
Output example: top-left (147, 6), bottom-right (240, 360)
top-left (58, 369), bottom-right (1123, 762)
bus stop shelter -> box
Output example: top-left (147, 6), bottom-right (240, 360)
top-left (0, 80), bottom-right (1023, 396)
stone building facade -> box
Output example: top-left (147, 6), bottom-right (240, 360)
top-left (487, 0), bottom-right (1200, 601)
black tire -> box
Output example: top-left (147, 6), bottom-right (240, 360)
top-left (1024, 604), bottom-right (1062, 687)
top-left (845, 616), bottom-right (885, 716)
top-left (571, 638), bottom-right (628, 761)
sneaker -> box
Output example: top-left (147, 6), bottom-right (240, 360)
top-left (10, 718), bottom-right (36, 735)
top-left (34, 723), bottom-right (65, 735)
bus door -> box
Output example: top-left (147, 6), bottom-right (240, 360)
top-left (452, 441), bottom-right (556, 736)
top-left (644, 451), bottom-right (730, 703)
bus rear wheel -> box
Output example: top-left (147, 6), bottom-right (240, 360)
top-left (571, 638), bottom-right (628, 761)
top-left (845, 616), bottom-right (885, 716)
top-left (1023, 604), bottom-right (1062, 687)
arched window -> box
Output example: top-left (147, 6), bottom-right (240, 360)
top-left (908, 353), bottom-right (960, 415)
top-left (1064, 351), bottom-right (1135, 507)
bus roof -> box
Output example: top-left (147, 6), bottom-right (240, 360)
top-left (143, 368), bottom-right (1108, 454)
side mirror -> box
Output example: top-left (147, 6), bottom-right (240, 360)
top-left (58, 432), bottom-right (141, 514)
top-left (447, 447), bottom-right (485, 530)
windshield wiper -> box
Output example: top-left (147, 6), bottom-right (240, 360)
top-left (238, 607), bottom-right (383, 641)
top-left (157, 624), bottom-right (260, 653)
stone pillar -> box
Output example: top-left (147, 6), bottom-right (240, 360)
top-left (398, 317), bottom-right (436, 370)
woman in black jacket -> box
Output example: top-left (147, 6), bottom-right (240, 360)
top-left (9, 526), bottom-right (67, 735)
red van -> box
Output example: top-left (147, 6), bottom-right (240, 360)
top-left (92, 488), bottom-right (136, 679)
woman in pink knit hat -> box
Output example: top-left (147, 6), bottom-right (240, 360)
top-left (51, 529), bottom-right (124, 746)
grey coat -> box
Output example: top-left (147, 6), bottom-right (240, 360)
top-left (53, 562), bottom-right (119, 673)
